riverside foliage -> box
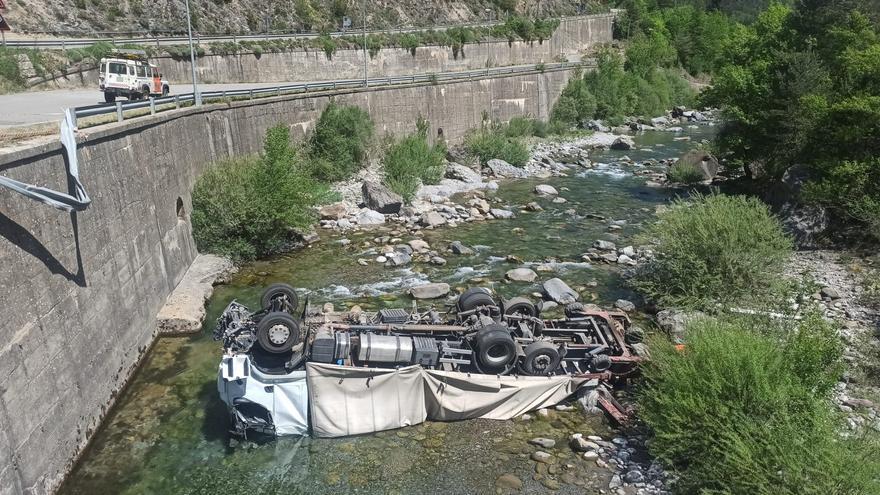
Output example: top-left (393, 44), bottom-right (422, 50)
top-left (382, 117), bottom-right (447, 202)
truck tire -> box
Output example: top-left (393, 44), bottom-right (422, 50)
top-left (260, 283), bottom-right (299, 313)
top-left (475, 324), bottom-right (516, 369)
top-left (162, 85), bottom-right (170, 96)
top-left (520, 341), bottom-right (562, 376)
top-left (256, 312), bottom-right (300, 354)
top-left (457, 287), bottom-right (496, 314)
top-left (104, 92), bottom-right (115, 103)
top-left (141, 85), bottom-right (151, 99)
top-left (502, 296), bottom-right (538, 317)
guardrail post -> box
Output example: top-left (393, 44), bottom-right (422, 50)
top-left (174, 95), bottom-right (180, 109)
top-left (249, 89), bottom-right (254, 100)
top-left (116, 102), bottom-right (123, 122)
top-left (276, 87), bottom-right (281, 96)
top-left (149, 98), bottom-right (156, 115)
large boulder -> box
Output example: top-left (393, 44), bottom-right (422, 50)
top-left (506, 268), bottom-right (539, 282)
top-left (490, 208), bottom-right (516, 219)
top-left (534, 184), bottom-right (559, 196)
top-left (362, 181), bottom-right (403, 214)
top-left (677, 149), bottom-right (720, 180)
top-left (410, 282), bottom-right (451, 299)
top-left (486, 159), bottom-right (530, 178)
top-left (421, 211), bottom-right (447, 227)
top-left (445, 163), bottom-right (483, 184)
top-left (543, 278), bottom-right (580, 304)
top-left (610, 136), bottom-right (635, 150)
top-left (655, 309), bottom-right (704, 343)
top-left (318, 202), bottom-right (347, 220)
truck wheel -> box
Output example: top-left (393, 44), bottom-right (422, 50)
top-left (457, 287), bottom-right (496, 314)
top-left (142, 86), bottom-right (151, 99)
top-left (502, 296), bottom-right (537, 317)
top-left (256, 312), bottom-right (300, 354)
top-left (475, 324), bottom-right (516, 369)
top-left (104, 92), bottom-right (115, 103)
top-left (260, 283), bottom-right (299, 313)
top-left (162, 85), bottom-right (170, 96)
top-left (520, 341), bottom-right (561, 376)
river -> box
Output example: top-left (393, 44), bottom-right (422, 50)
top-left (59, 125), bottom-right (714, 495)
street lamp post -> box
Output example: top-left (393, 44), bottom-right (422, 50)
top-left (362, 0), bottom-right (368, 87)
top-left (184, 0), bottom-right (202, 106)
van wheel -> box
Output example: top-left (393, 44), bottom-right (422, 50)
top-left (256, 312), bottom-right (300, 354)
top-left (104, 92), bottom-right (115, 103)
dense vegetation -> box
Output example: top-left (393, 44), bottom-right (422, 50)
top-left (382, 117), bottom-right (447, 202)
top-left (639, 313), bottom-right (880, 494)
top-left (307, 103), bottom-right (374, 181)
top-left (192, 125), bottom-right (335, 260)
top-left (632, 193), bottom-right (793, 310)
top-left (699, 0), bottom-right (880, 240)
top-left (465, 124), bottom-right (531, 167)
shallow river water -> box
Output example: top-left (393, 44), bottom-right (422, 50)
top-left (59, 127), bottom-right (714, 495)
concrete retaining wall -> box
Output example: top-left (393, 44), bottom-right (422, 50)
top-left (32, 14), bottom-right (612, 90)
top-left (0, 67), bottom-right (577, 494)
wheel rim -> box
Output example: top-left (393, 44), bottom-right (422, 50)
top-left (267, 324), bottom-right (291, 345)
top-left (532, 354), bottom-right (552, 372)
top-left (485, 343), bottom-right (511, 366)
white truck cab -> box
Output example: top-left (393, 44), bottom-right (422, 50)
top-left (99, 49), bottom-right (170, 103)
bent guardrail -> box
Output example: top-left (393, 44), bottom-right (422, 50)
top-left (70, 62), bottom-right (590, 127)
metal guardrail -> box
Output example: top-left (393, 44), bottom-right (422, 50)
top-left (4, 14), bottom-right (613, 50)
top-left (71, 62), bottom-right (590, 127)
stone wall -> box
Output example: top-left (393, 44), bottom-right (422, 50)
top-left (0, 66), bottom-right (577, 495)
top-left (33, 14), bottom-right (612, 90)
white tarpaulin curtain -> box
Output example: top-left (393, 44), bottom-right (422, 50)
top-left (306, 363), bottom-right (587, 437)
top-left (307, 363), bottom-right (427, 438)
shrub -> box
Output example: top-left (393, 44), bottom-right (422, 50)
top-left (465, 128), bottom-right (529, 167)
top-left (639, 313), bottom-right (880, 494)
top-left (632, 193), bottom-right (793, 309)
top-left (666, 161), bottom-right (704, 185)
top-left (308, 103), bottom-right (374, 181)
top-left (192, 125), bottom-right (333, 260)
top-left (503, 116), bottom-right (535, 138)
top-left (382, 117), bottom-right (446, 202)
top-left (318, 34), bottom-right (336, 60)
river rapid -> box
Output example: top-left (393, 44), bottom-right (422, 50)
top-left (59, 125), bottom-right (715, 495)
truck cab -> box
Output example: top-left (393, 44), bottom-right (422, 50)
top-left (99, 50), bottom-right (170, 103)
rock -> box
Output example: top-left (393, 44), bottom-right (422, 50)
top-left (430, 256), bottom-right (447, 266)
top-left (540, 301), bottom-right (558, 311)
top-left (651, 116), bottom-right (670, 126)
top-left (656, 309), bottom-right (703, 344)
top-left (410, 282), bottom-right (451, 299)
top-left (615, 299), bottom-right (635, 312)
top-left (357, 258), bottom-right (369, 266)
top-left (677, 149), bottom-right (720, 180)
top-left (421, 211), bottom-right (447, 227)
top-left (506, 268), bottom-right (539, 282)
top-left (490, 208), bottom-right (516, 219)
top-left (445, 163), bottom-right (483, 184)
top-left (531, 451), bottom-right (553, 463)
top-left (551, 197), bottom-right (567, 204)
top-left (843, 397), bottom-right (875, 409)
top-left (620, 246), bottom-right (636, 257)
top-left (593, 240), bottom-right (617, 251)
top-left (617, 254), bottom-right (636, 265)
top-left (486, 158), bottom-right (530, 178)
top-left (449, 241), bottom-right (475, 255)
top-left (356, 208), bottom-right (386, 226)
top-left (337, 218), bottom-right (352, 230)
top-left (543, 278), bottom-right (580, 304)
top-left (525, 202), bottom-right (544, 212)
top-left (362, 181), bottom-right (403, 214)
top-left (821, 287), bottom-right (841, 300)
top-left (386, 252), bottom-right (412, 266)
top-left (495, 474), bottom-right (523, 491)
top-left (156, 255), bottom-right (236, 334)
top-left (610, 136), bottom-right (635, 151)
top-left (583, 451), bottom-right (599, 461)
top-left (570, 436), bottom-right (600, 452)
top-left (541, 478), bottom-right (560, 490)
top-left (537, 408), bottom-right (550, 418)
top-left (375, 255), bottom-right (387, 263)
top-left (318, 202), bottom-right (347, 220)
top-left (534, 184), bottom-right (559, 196)
top-left (530, 437), bottom-right (556, 449)
top-left (408, 239), bottom-right (430, 252)
top-left (609, 475), bottom-right (623, 489)
top-left (624, 470), bottom-right (644, 484)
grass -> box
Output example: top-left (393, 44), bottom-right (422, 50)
top-left (465, 124), bottom-right (530, 167)
top-left (631, 193), bottom-right (793, 310)
top-left (639, 313), bottom-right (880, 494)
top-left (382, 117), bottom-right (446, 202)
top-left (666, 161), bottom-right (705, 184)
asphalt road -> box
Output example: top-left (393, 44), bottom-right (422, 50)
top-left (0, 82), bottom-right (291, 127)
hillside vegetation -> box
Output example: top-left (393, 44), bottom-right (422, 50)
top-left (3, 0), bottom-right (606, 35)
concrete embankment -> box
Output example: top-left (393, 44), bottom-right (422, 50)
top-left (0, 66), bottom-right (578, 494)
top-left (31, 14), bottom-right (612, 90)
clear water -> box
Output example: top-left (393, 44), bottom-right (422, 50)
top-left (59, 127), bottom-right (714, 495)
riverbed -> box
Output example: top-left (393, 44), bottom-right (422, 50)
top-left (59, 126), bottom-right (715, 495)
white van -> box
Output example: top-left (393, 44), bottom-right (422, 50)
top-left (99, 50), bottom-right (170, 103)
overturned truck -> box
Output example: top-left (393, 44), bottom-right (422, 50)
top-left (215, 284), bottom-right (642, 438)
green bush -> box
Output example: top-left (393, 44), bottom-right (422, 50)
top-left (192, 125), bottom-right (333, 260)
top-left (382, 117), bottom-right (446, 203)
top-left (465, 128), bottom-right (529, 167)
top-left (0, 48), bottom-right (23, 87)
top-left (666, 161), bottom-right (704, 185)
top-left (639, 313), bottom-right (880, 494)
top-left (308, 103), bottom-right (374, 181)
top-left (632, 193), bottom-right (793, 309)
top-left (318, 34), bottom-right (336, 60)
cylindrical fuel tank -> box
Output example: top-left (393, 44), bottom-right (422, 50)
top-left (357, 333), bottom-right (414, 363)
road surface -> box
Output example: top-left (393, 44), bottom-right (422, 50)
top-left (0, 82), bottom-right (290, 127)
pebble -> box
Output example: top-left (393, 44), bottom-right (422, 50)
top-left (530, 437), bottom-right (556, 449)
top-left (531, 451), bottom-right (553, 463)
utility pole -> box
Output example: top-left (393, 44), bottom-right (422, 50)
top-left (184, 0), bottom-right (202, 106)
top-left (362, 0), bottom-right (367, 87)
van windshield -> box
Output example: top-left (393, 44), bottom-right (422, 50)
top-left (107, 62), bottom-right (128, 75)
